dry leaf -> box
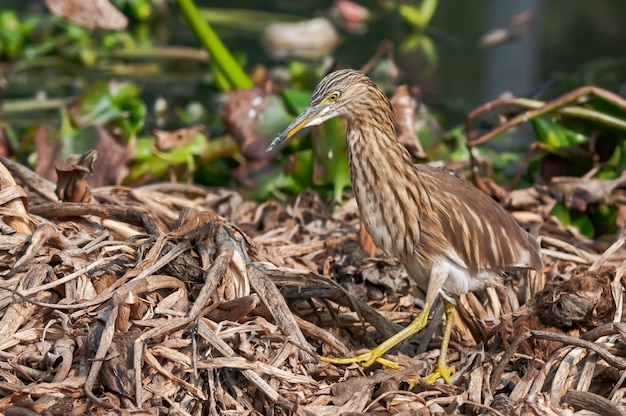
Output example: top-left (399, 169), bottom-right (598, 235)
top-left (220, 87), bottom-right (271, 163)
top-left (55, 150), bottom-right (97, 202)
top-left (44, 0), bottom-right (128, 30)
top-left (90, 126), bottom-right (128, 187)
top-left (153, 125), bottom-right (206, 152)
top-left (34, 124), bottom-right (62, 182)
top-left (390, 84), bottom-right (426, 159)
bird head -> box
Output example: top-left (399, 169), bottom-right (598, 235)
top-left (267, 69), bottom-right (369, 152)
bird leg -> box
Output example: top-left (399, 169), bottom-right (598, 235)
top-left (322, 263), bottom-right (449, 372)
top-left (320, 302), bottom-right (432, 369)
top-left (422, 298), bottom-right (456, 384)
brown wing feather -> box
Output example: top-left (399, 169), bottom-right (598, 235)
top-left (411, 165), bottom-right (541, 276)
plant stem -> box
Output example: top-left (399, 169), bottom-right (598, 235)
top-left (175, 0), bottom-right (252, 91)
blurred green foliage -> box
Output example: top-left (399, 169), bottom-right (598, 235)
top-left (129, 130), bottom-right (209, 183)
top-left (74, 81), bottom-right (146, 139)
top-left (0, 1), bottom-right (625, 239)
top-left (0, 4), bottom-right (154, 65)
top-left (466, 87), bottom-right (626, 238)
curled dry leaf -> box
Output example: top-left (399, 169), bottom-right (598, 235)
top-left (55, 151), bottom-right (97, 203)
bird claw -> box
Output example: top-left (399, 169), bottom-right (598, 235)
top-left (422, 364), bottom-right (455, 384)
top-left (321, 352), bottom-right (401, 370)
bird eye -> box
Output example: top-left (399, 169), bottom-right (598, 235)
top-left (327, 92), bottom-right (339, 103)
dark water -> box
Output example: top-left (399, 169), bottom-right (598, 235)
top-left (200, 0), bottom-right (626, 120)
top-left (2, 0), bottom-right (626, 127)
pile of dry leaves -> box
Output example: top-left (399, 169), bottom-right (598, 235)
top-left (0, 151), bottom-right (624, 416)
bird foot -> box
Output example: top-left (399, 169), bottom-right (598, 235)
top-left (422, 364), bottom-right (455, 384)
top-left (405, 364), bottom-right (455, 388)
top-left (321, 352), bottom-right (401, 370)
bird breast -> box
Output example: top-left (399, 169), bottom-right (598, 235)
top-left (347, 129), bottom-right (422, 259)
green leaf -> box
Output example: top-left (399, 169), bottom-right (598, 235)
top-left (418, 0), bottom-right (439, 27)
top-left (590, 204), bottom-right (618, 238)
top-left (582, 94), bottom-right (626, 121)
top-left (398, 33), bottom-right (438, 70)
top-left (258, 94), bottom-right (295, 139)
top-left (126, 137), bottom-right (173, 182)
top-left (128, 132), bottom-right (209, 183)
top-left (397, 0), bottom-right (438, 28)
top-left (570, 213), bottom-right (595, 239)
top-left (244, 165), bottom-right (305, 201)
top-left (550, 200), bottom-right (596, 238)
top-left (283, 149), bottom-right (314, 191)
top-left (73, 81), bottom-right (146, 139)
top-left (531, 116), bottom-right (589, 148)
top-left (129, 0), bottom-right (152, 20)
top-left (550, 201), bottom-right (571, 226)
top-left (312, 117), bottom-right (351, 203)
top-left (443, 125), bottom-right (469, 161)
top-left (59, 106), bottom-right (75, 136)
top-left (117, 96), bottom-right (147, 138)
top-left (282, 89), bottom-right (314, 114)
top-left (0, 10), bottom-right (22, 58)
top-left (610, 140), bottom-right (626, 169)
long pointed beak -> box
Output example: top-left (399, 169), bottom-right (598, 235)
top-left (266, 106), bottom-right (323, 152)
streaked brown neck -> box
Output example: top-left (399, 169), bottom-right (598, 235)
top-left (344, 88), bottom-right (414, 173)
top-left (343, 88), bottom-right (424, 257)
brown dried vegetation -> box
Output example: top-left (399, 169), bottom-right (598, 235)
top-left (0, 154), bottom-right (624, 416)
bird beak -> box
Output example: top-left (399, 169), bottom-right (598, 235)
top-left (266, 105), bottom-right (323, 152)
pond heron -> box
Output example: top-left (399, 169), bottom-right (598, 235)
top-left (267, 69), bottom-right (542, 383)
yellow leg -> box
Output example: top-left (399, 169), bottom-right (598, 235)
top-left (423, 299), bottom-right (456, 384)
top-left (321, 303), bottom-right (432, 370)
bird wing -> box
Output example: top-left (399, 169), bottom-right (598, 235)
top-left (412, 165), bottom-right (541, 277)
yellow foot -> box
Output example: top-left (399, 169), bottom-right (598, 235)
top-left (422, 364), bottom-right (455, 384)
top-left (320, 352), bottom-right (401, 370)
